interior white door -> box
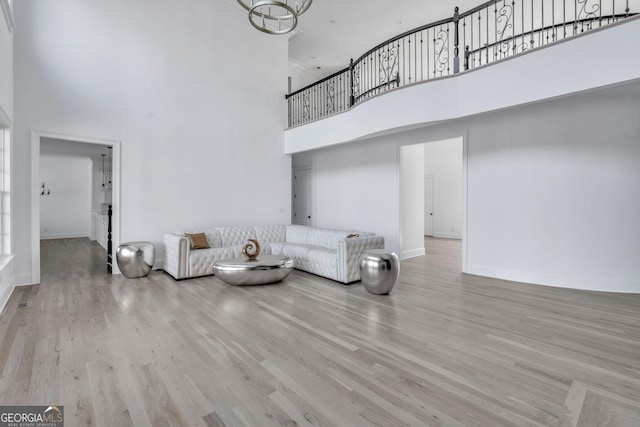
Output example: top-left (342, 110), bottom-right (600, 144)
top-left (424, 176), bottom-right (434, 236)
top-left (293, 168), bottom-right (313, 226)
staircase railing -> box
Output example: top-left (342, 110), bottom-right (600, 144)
top-left (286, 0), bottom-right (637, 128)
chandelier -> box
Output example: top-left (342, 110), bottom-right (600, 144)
top-left (236, 0), bottom-right (313, 35)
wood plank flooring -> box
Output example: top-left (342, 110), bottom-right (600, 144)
top-left (1, 237), bottom-right (639, 426)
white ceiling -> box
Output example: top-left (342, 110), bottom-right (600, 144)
top-left (40, 137), bottom-right (112, 164)
top-left (288, 0), bottom-right (482, 76)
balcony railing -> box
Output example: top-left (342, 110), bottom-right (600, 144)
top-left (286, 0), bottom-right (637, 128)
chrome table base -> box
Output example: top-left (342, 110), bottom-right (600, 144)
top-left (213, 255), bottom-right (294, 286)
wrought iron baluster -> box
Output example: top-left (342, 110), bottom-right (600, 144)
top-left (420, 31), bottom-right (424, 80)
top-left (454, 7), bottom-right (460, 73)
top-left (563, 0), bottom-right (567, 37)
top-left (478, 12), bottom-right (482, 66)
top-left (486, 8), bottom-right (489, 64)
top-left (599, 0), bottom-right (602, 26)
top-left (408, 36), bottom-right (412, 83)
top-left (552, 0), bottom-right (556, 40)
top-left (543, 0), bottom-right (547, 44)
top-left (511, 0), bottom-right (517, 54)
top-left (448, 21), bottom-right (452, 71)
top-left (531, 0), bottom-right (535, 47)
top-left (462, 18), bottom-right (466, 70)
top-left (496, 1), bottom-right (498, 61)
top-left (574, 0), bottom-right (578, 34)
top-left (414, 32), bottom-right (418, 81)
top-left (349, 59), bottom-right (354, 107)
top-left (465, 45), bottom-right (470, 70)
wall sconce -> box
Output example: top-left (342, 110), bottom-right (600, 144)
top-left (40, 182), bottom-right (51, 196)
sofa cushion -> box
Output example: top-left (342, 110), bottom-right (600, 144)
top-left (190, 247), bottom-right (235, 277)
top-left (305, 228), bottom-right (355, 250)
top-left (254, 225), bottom-right (287, 244)
top-left (181, 229), bottom-right (222, 248)
top-left (230, 244), bottom-right (273, 258)
top-left (285, 225), bottom-right (311, 245)
top-left (268, 242), bottom-right (285, 255)
top-left (204, 230), bottom-right (223, 248)
top-left (215, 226), bottom-right (257, 247)
top-left (185, 232), bottom-right (210, 250)
top-left (307, 247), bottom-right (338, 280)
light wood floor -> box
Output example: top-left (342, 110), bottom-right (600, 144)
top-left (1, 237), bottom-right (639, 426)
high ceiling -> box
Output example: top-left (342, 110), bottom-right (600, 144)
top-left (288, 0), bottom-right (482, 76)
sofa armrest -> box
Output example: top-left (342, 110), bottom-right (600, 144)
top-left (337, 235), bottom-right (385, 283)
top-left (163, 233), bottom-right (190, 279)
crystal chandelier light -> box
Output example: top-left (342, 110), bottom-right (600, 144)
top-left (236, 0), bottom-right (313, 35)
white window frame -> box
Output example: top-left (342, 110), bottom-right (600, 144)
top-left (0, 126), bottom-right (10, 256)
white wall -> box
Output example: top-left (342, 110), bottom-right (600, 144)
top-left (293, 81), bottom-right (640, 293)
top-left (400, 143), bottom-right (425, 259)
top-left (294, 140), bottom-right (400, 252)
top-left (424, 137), bottom-right (463, 239)
top-left (13, 0), bottom-right (291, 284)
top-left (285, 17), bottom-right (640, 153)
top-left (39, 155), bottom-right (91, 239)
top-left (91, 159), bottom-right (103, 212)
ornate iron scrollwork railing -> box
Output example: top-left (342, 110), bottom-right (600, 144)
top-left (286, 0), bottom-right (637, 128)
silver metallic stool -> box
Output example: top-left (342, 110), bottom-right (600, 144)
top-left (116, 241), bottom-right (155, 278)
top-left (358, 249), bottom-right (400, 295)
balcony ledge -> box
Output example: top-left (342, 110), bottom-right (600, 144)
top-left (285, 15), bottom-right (640, 154)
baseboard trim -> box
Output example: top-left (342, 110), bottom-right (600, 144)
top-left (433, 232), bottom-right (462, 239)
top-left (14, 272), bottom-right (34, 286)
top-left (0, 284), bottom-right (13, 315)
top-left (0, 255), bottom-right (15, 314)
top-left (401, 247), bottom-right (426, 260)
top-left (40, 232), bottom-right (89, 240)
top-left (466, 263), bottom-right (640, 293)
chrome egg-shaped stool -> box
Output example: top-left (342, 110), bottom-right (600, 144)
top-left (116, 241), bottom-right (155, 278)
top-left (358, 249), bottom-right (400, 295)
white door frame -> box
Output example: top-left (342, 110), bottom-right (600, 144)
top-left (31, 131), bottom-right (121, 284)
top-left (397, 134), bottom-right (468, 272)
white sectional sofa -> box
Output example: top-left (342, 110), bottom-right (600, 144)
top-left (163, 225), bottom-right (384, 284)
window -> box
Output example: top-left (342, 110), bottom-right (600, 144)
top-left (0, 128), bottom-right (10, 255)
top-left (1, 0), bottom-right (14, 34)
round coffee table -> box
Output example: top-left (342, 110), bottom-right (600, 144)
top-left (212, 255), bottom-right (294, 286)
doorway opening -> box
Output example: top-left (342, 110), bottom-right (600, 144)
top-left (31, 132), bottom-right (120, 284)
top-left (399, 136), bottom-right (465, 271)
top-left (293, 166), bottom-right (313, 226)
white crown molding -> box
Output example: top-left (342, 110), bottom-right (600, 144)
top-left (0, 0), bottom-right (14, 34)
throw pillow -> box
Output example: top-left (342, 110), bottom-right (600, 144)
top-left (185, 232), bottom-right (211, 250)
